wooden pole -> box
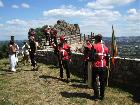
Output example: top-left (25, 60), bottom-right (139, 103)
top-left (88, 35), bottom-right (90, 39)
top-left (80, 33), bottom-right (82, 42)
top-left (90, 32), bottom-right (92, 42)
top-left (84, 34), bottom-right (86, 42)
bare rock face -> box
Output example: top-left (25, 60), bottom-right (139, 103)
top-left (54, 20), bottom-right (80, 36)
top-left (34, 20), bottom-right (81, 47)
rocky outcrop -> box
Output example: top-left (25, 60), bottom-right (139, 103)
top-left (54, 20), bottom-right (80, 36)
top-left (34, 20), bottom-right (81, 47)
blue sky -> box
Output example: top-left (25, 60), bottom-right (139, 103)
top-left (0, 0), bottom-right (140, 40)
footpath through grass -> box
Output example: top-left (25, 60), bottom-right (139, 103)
top-left (0, 58), bottom-right (139, 105)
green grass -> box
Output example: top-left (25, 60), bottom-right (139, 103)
top-left (0, 58), bottom-right (139, 105)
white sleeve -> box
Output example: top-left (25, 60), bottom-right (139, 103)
top-left (22, 45), bottom-right (25, 49)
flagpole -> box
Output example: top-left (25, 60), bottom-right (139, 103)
top-left (107, 25), bottom-right (118, 86)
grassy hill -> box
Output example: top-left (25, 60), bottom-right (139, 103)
top-left (0, 58), bottom-right (139, 105)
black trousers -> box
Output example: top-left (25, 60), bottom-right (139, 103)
top-left (53, 37), bottom-right (58, 46)
top-left (29, 51), bottom-right (36, 67)
top-left (49, 36), bottom-right (57, 46)
top-left (92, 67), bottom-right (107, 98)
top-left (45, 34), bottom-right (49, 44)
top-left (83, 61), bottom-right (88, 82)
top-left (59, 60), bottom-right (70, 79)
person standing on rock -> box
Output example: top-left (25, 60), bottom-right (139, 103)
top-left (28, 28), bottom-right (36, 40)
top-left (52, 28), bottom-right (58, 46)
top-left (58, 35), bottom-right (72, 83)
top-left (91, 34), bottom-right (110, 100)
top-left (44, 26), bottom-right (51, 45)
top-left (50, 27), bottom-right (58, 46)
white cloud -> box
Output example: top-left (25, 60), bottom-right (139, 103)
top-left (127, 8), bottom-right (137, 14)
top-left (87, 0), bottom-right (135, 9)
top-left (43, 5), bottom-right (121, 22)
top-left (87, 1), bottom-right (113, 9)
top-left (43, 5), bottom-right (122, 36)
top-left (126, 9), bottom-right (140, 23)
top-left (12, 5), bottom-right (19, 8)
top-left (99, 0), bottom-right (135, 5)
top-left (43, 6), bottom-right (88, 17)
top-left (26, 18), bottom-right (57, 28)
top-left (6, 19), bottom-right (27, 25)
top-left (43, 8), bottom-right (93, 17)
top-left (126, 13), bottom-right (140, 23)
top-left (0, 24), bottom-right (4, 28)
top-left (21, 3), bottom-right (30, 8)
top-left (0, 0), bottom-right (4, 7)
top-left (93, 10), bottom-right (121, 21)
top-left (1, 18), bottom-right (59, 40)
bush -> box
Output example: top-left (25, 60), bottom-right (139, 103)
top-left (0, 44), bottom-right (8, 59)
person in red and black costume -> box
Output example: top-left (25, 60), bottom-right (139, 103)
top-left (83, 39), bottom-right (92, 83)
top-left (44, 26), bottom-right (51, 45)
top-left (91, 34), bottom-right (110, 100)
top-left (58, 35), bottom-right (71, 83)
top-left (49, 28), bottom-right (58, 46)
top-left (52, 28), bottom-right (58, 46)
top-left (49, 28), bottom-right (56, 45)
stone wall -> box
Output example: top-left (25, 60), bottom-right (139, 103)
top-left (109, 57), bottom-right (140, 88)
top-left (36, 50), bottom-right (140, 88)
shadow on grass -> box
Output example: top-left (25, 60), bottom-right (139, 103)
top-left (0, 68), bottom-right (15, 74)
top-left (48, 65), bottom-right (60, 69)
top-left (60, 91), bottom-right (93, 100)
top-left (70, 83), bottom-right (88, 89)
top-left (23, 69), bottom-right (38, 71)
top-left (1, 68), bottom-right (10, 72)
top-left (109, 83), bottom-right (140, 103)
top-left (39, 75), bottom-right (61, 81)
top-left (70, 78), bottom-right (83, 83)
top-left (39, 75), bottom-right (83, 83)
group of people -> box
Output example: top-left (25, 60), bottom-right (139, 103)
top-left (8, 27), bottom-right (110, 100)
top-left (43, 26), bottom-right (58, 46)
top-left (83, 34), bottom-right (110, 100)
top-left (8, 28), bottom-right (38, 72)
top-left (51, 32), bottom-right (110, 100)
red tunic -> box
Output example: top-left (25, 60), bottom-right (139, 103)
top-left (58, 43), bottom-right (71, 60)
top-left (92, 42), bottom-right (109, 68)
top-left (83, 43), bottom-right (92, 61)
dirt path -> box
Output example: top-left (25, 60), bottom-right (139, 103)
top-left (0, 59), bottom-right (139, 105)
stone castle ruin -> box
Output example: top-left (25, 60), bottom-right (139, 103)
top-left (35, 20), bottom-right (80, 43)
top-left (34, 20), bottom-right (88, 52)
top-left (54, 20), bottom-right (80, 36)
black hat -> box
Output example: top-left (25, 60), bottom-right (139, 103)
top-left (94, 34), bottom-right (102, 42)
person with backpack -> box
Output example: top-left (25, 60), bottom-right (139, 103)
top-left (91, 34), bottom-right (110, 100)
